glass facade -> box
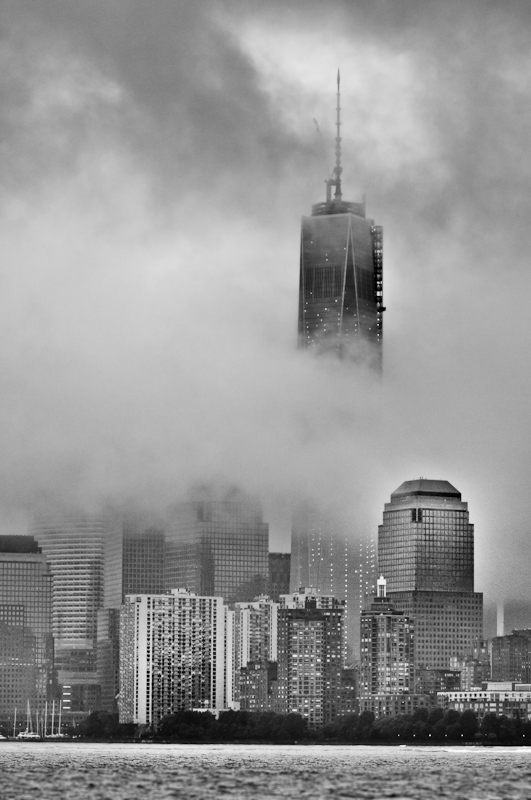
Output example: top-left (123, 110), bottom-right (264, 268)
top-left (298, 207), bottom-right (383, 368)
top-left (378, 480), bottom-right (483, 672)
top-left (359, 597), bottom-right (414, 698)
top-left (0, 545), bottom-right (53, 718)
top-left (30, 514), bottom-right (104, 720)
top-left (165, 489), bottom-right (269, 603)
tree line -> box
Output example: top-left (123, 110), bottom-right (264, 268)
top-left (72, 707), bottom-right (531, 744)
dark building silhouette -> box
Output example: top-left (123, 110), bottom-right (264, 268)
top-left (268, 553), bottom-right (290, 601)
top-left (378, 479), bottom-right (483, 675)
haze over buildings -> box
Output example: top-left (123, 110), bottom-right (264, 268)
top-left (1, 2), bottom-right (531, 633)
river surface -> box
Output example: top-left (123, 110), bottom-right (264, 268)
top-left (0, 742), bottom-right (530, 799)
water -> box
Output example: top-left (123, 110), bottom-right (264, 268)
top-left (0, 742), bottom-right (530, 799)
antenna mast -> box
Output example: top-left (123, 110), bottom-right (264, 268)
top-left (334, 69), bottom-right (342, 201)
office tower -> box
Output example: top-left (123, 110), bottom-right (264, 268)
top-left (233, 596), bottom-right (278, 711)
top-left (450, 639), bottom-right (490, 690)
top-left (104, 516), bottom-right (165, 608)
top-left (0, 536), bottom-right (54, 723)
top-left (359, 577), bottom-right (414, 698)
top-left (292, 74), bottom-right (383, 664)
top-left (268, 553), bottom-right (291, 602)
top-left (276, 588), bottom-right (348, 726)
top-left (378, 479), bottom-right (483, 675)
top-left (290, 504), bottom-right (376, 661)
top-left (298, 74), bottom-right (384, 364)
top-left (165, 486), bottom-right (269, 603)
top-left (119, 589), bottom-right (232, 725)
top-left (30, 513), bottom-right (104, 719)
top-left (491, 630), bottom-right (531, 682)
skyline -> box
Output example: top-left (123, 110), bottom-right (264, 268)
top-left (1, 1), bottom-right (531, 613)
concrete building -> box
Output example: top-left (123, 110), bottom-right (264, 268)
top-left (165, 486), bottom-right (269, 603)
top-left (359, 577), bottom-right (414, 699)
top-left (276, 588), bottom-right (349, 727)
top-left (378, 480), bottom-right (483, 673)
top-left (0, 536), bottom-right (54, 724)
top-left (30, 513), bottom-right (104, 720)
top-left (119, 589), bottom-right (233, 726)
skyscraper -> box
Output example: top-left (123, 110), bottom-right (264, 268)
top-left (165, 486), bottom-right (269, 603)
top-left (291, 74), bottom-right (383, 660)
top-left (30, 513), bottom-right (104, 720)
top-left (298, 74), bottom-right (384, 365)
top-left (378, 479), bottom-right (483, 675)
top-left (0, 536), bottom-right (54, 722)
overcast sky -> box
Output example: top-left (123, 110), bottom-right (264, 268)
top-left (1, 0), bottom-right (531, 612)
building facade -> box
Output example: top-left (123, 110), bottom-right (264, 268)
top-left (491, 630), bottom-right (531, 683)
top-left (276, 588), bottom-right (349, 727)
top-left (438, 682), bottom-right (531, 721)
top-left (378, 479), bottom-right (483, 674)
top-left (30, 513), bottom-right (104, 719)
top-left (119, 589), bottom-right (232, 726)
top-left (0, 537), bottom-right (54, 723)
top-left (165, 487), bottom-right (269, 603)
top-left (268, 553), bottom-right (291, 602)
top-left (233, 596), bottom-right (278, 711)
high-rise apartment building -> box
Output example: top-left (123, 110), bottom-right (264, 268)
top-left (119, 589), bottom-right (233, 725)
top-left (276, 588), bottom-right (348, 727)
top-left (359, 577), bottom-right (414, 699)
top-left (30, 513), bottom-right (104, 719)
top-left (0, 536), bottom-right (54, 722)
top-left (292, 74), bottom-right (383, 664)
top-left (165, 486), bottom-right (269, 603)
top-left (378, 479), bottom-right (483, 674)
top-left (233, 596), bottom-right (278, 711)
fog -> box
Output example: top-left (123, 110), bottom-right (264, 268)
top-left (1, 0), bottom-right (531, 619)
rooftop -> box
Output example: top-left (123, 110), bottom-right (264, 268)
top-left (391, 479), bottom-right (461, 501)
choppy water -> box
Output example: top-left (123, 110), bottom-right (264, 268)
top-left (0, 742), bottom-right (530, 799)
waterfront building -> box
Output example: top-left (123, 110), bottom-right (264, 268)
top-left (359, 577), bottom-right (414, 699)
top-left (0, 536), bottom-right (54, 723)
top-left (30, 513), bottom-right (104, 719)
top-left (491, 630), bottom-right (531, 682)
top-left (450, 639), bottom-right (490, 690)
top-left (359, 694), bottom-right (437, 718)
top-left (437, 682), bottom-right (531, 721)
top-left (165, 486), bottom-right (269, 603)
top-left (118, 589), bottom-right (233, 726)
top-left (378, 479), bottom-right (483, 674)
top-left (276, 588), bottom-right (349, 727)
top-left (268, 553), bottom-right (290, 602)
top-left (104, 514), bottom-right (165, 608)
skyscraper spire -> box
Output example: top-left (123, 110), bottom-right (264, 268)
top-left (334, 69), bottom-right (342, 202)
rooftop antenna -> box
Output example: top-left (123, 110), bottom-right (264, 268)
top-left (334, 69), bottom-right (342, 202)
top-left (325, 70), bottom-right (343, 204)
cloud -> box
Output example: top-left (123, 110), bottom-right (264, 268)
top-left (1, 0), bottom-right (531, 613)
